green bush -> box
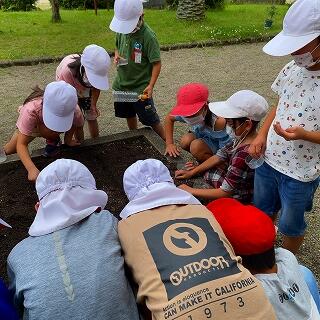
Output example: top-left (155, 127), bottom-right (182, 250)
top-left (1, 0), bottom-right (37, 11)
top-left (166, 0), bottom-right (225, 9)
top-left (60, 0), bottom-right (114, 9)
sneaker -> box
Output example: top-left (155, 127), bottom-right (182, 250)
top-left (43, 139), bottom-right (61, 158)
top-left (0, 147), bottom-right (7, 163)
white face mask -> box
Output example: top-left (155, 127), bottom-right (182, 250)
top-left (183, 114), bottom-right (205, 126)
top-left (292, 43), bottom-right (320, 68)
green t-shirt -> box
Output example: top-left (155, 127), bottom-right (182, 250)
top-left (112, 23), bottom-right (161, 94)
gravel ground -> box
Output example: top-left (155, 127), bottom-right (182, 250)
top-left (0, 42), bottom-right (319, 280)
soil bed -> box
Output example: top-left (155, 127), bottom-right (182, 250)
top-left (0, 136), bottom-right (191, 283)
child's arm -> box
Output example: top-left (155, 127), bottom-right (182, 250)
top-left (16, 133), bottom-right (39, 181)
top-left (249, 105), bottom-right (277, 158)
top-left (143, 61), bottom-right (161, 98)
top-left (175, 155), bottom-right (224, 179)
top-left (214, 117), bottom-right (227, 131)
top-left (164, 114), bottom-right (180, 157)
top-left (273, 122), bottom-right (320, 144)
top-left (91, 88), bottom-right (100, 116)
top-left (178, 184), bottom-right (232, 200)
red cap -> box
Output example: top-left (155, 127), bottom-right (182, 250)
top-left (207, 198), bottom-right (275, 255)
top-left (170, 83), bottom-right (209, 117)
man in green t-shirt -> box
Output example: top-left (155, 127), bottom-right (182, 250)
top-left (109, 0), bottom-right (165, 140)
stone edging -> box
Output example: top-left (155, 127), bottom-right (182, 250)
top-left (0, 35), bottom-right (274, 68)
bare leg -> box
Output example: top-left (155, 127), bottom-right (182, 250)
top-left (4, 131), bottom-right (19, 155)
top-left (127, 116), bottom-right (138, 130)
top-left (179, 133), bottom-right (196, 152)
top-left (75, 126), bottom-right (84, 143)
top-left (282, 234), bottom-right (305, 254)
top-left (88, 120), bottom-right (99, 138)
top-left (190, 139), bottom-right (213, 162)
top-left (151, 122), bottom-right (165, 140)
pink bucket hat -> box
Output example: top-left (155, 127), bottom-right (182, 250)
top-left (170, 83), bottom-right (209, 117)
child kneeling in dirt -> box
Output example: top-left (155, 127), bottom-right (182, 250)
top-left (7, 159), bottom-right (139, 320)
top-left (207, 198), bottom-right (320, 319)
top-left (165, 83), bottom-right (232, 162)
top-left (2, 81), bottom-right (84, 181)
top-left (175, 90), bottom-right (268, 203)
top-left (117, 158), bottom-right (276, 320)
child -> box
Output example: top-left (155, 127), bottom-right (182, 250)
top-left (7, 159), bottom-right (140, 320)
top-left (117, 159), bottom-right (276, 320)
top-left (109, 0), bottom-right (165, 140)
top-left (165, 83), bottom-right (232, 162)
top-left (3, 81), bottom-right (83, 181)
top-left (176, 90), bottom-right (268, 204)
top-left (249, 0), bottom-right (320, 253)
top-left (207, 198), bottom-right (320, 319)
top-left (56, 44), bottom-right (111, 139)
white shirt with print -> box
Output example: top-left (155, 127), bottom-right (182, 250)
top-left (265, 60), bottom-right (320, 182)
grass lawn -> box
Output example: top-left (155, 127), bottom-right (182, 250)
top-left (0, 4), bottom-right (288, 61)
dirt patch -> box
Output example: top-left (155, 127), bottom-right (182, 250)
top-left (0, 136), bottom-right (192, 283)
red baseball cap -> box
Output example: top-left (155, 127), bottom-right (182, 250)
top-left (170, 83), bottom-right (209, 117)
top-left (207, 198), bottom-right (275, 255)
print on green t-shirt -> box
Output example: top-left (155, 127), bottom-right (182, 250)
top-left (112, 23), bottom-right (161, 95)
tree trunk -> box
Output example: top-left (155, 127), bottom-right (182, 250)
top-left (93, 0), bottom-right (98, 15)
top-left (50, 0), bottom-right (61, 23)
top-left (176, 0), bottom-right (205, 20)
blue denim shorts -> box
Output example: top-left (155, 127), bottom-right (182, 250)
top-left (254, 162), bottom-right (319, 237)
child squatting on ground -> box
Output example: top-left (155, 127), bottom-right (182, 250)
top-left (7, 159), bottom-right (140, 320)
top-left (249, 0), bottom-right (320, 254)
top-left (117, 158), bottom-right (276, 320)
top-left (56, 44), bottom-right (111, 140)
top-left (165, 83), bottom-right (232, 163)
top-left (207, 198), bottom-right (320, 319)
top-left (176, 90), bottom-right (268, 204)
top-left (109, 0), bottom-right (165, 140)
top-left (2, 81), bottom-right (83, 181)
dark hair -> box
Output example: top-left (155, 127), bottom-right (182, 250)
top-left (23, 86), bottom-right (44, 105)
top-left (232, 117), bottom-right (259, 132)
top-left (205, 106), bottom-right (213, 127)
top-left (67, 55), bottom-right (92, 88)
top-left (241, 247), bottom-right (276, 273)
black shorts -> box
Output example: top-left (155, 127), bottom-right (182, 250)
top-left (114, 98), bottom-right (160, 126)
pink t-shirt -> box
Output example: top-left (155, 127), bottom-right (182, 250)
top-left (56, 55), bottom-right (87, 93)
top-left (16, 97), bottom-right (84, 136)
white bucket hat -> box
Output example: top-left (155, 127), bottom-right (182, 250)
top-left (29, 159), bottom-right (108, 236)
top-left (43, 81), bottom-right (78, 133)
top-left (81, 44), bottom-right (111, 90)
top-left (120, 159), bottom-right (200, 219)
top-left (263, 0), bottom-right (320, 56)
top-left (209, 90), bottom-right (269, 122)
top-left (109, 0), bottom-right (144, 34)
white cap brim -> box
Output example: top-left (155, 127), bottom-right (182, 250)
top-left (0, 218), bottom-right (12, 228)
top-left (109, 15), bottom-right (140, 34)
top-left (43, 108), bottom-right (74, 133)
top-left (86, 71), bottom-right (109, 91)
top-left (263, 31), bottom-right (320, 56)
top-left (209, 101), bottom-right (244, 119)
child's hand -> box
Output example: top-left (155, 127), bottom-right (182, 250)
top-left (178, 184), bottom-right (194, 193)
top-left (175, 169), bottom-right (194, 180)
top-left (114, 52), bottom-right (120, 65)
top-left (28, 167), bottom-right (40, 182)
top-left (248, 135), bottom-right (267, 158)
top-left (165, 143), bottom-right (180, 157)
top-left (273, 122), bottom-right (306, 141)
top-left (143, 84), bottom-right (153, 98)
top-left (184, 161), bottom-right (198, 170)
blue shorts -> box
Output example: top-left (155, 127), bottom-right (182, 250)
top-left (254, 162), bottom-right (319, 237)
top-left (114, 98), bottom-right (160, 126)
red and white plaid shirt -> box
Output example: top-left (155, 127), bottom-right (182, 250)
top-left (204, 142), bottom-right (254, 203)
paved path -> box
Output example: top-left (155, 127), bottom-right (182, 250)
top-left (0, 43), bottom-right (319, 279)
